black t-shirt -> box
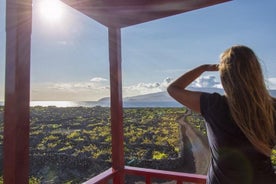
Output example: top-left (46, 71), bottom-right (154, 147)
top-left (200, 92), bottom-right (276, 184)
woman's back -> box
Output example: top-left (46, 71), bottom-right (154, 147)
top-left (167, 45), bottom-right (276, 184)
top-left (200, 92), bottom-right (276, 184)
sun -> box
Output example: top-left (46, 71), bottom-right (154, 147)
top-left (38, 0), bottom-right (64, 23)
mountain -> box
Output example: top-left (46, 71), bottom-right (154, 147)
top-left (98, 87), bottom-right (225, 103)
top-left (98, 88), bottom-right (276, 103)
top-left (124, 91), bottom-right (172, 102)
top-left (125, 87), bottom-right (226, 102)
top-left (270, 90), bottom-right (276, 97)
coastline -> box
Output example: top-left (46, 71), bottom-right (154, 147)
top-left (0, 101), bottom-right (182, 108)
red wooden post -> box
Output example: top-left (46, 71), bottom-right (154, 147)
top-left (4, 0), bottom-right (32, 183)
top-left (108, 27), bottom-right (125, 183)
top-left (145, 176), bottom-right (151, 184)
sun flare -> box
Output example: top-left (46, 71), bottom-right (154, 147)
top-left (38, 0), bottom-right (64, 23)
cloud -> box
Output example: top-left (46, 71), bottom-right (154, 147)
top-left (189, 76), bottom-right (276, 89)
top-left (90, 77), bottom-right (108, 83)
top-left (51, 82), bottom-right (94, 91)
top-left (163, 77), bottom-right (173, 85)
top-left (267, 78), bottom-right (276, 89)
top-left (124, 82), bottom-right (161, 95)
top-left (29, 76), bottom-right (224, 101)
top-left (191, 75), bottom-right (221, 88)
top-left (31, 78), bottom-right (110, 101)
top-left (122, 77), bottom-right (173, 97)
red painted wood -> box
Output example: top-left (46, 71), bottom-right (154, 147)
top-left (61, 0), bottom-right (231, 28)
top-left (145, 176), bottom-right (151, 184)
top-left (84, 168), bottom-right (116, 184)
top-left (125, 166), bottom-right (207, 183)
top-left (109, 28), bottom-right (125, 183)
top-left (4, 0), bottom-right (32, 183)
top-left (84, 166), bottom-right (207, 183)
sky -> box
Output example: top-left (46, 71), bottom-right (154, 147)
top-left (0, 0), bottom-right (276, 101)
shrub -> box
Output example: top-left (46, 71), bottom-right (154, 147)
top-left (153, 151), bottom-right (168, 160)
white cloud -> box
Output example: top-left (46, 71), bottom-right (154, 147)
top-left (267, 78), bottom-right (276, 89)
top-left (191, 75), bottom-right (221, 88)
top-left (124, 82), bottom-right (162, 96)
top-left (29, 76), bottom-right (225, 101)
top-left (189, 76), bottom-right (276, 90)
top-left (31, 79), bottom-right (110, 101)
top-left (122, 77), bottom-right (173, 97)
top-left (90, 77), bottom-right (108, 82)
top-left (163, 77), bottom-right (173, 86)
top-left (51, 82), bottom-right (97, 91)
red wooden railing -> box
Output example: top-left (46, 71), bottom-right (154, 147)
top-left (84, 168), bottom-right (117, 184)
top-left (5, 1), bottom-right (231, 184)
top-left (84, 166), bottom-right (207, 184)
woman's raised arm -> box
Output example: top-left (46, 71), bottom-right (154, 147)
top-left (167, 64), bottom-right (218, 113)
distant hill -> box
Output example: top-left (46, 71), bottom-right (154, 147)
top-left (98, 88), bottom-right (276, 103)
top-left (123, 87), bottom-right (224, 102)
top-left (270, 89), bottom-right (276, 96)
top-left (124, 91), bottom-right (173, 102)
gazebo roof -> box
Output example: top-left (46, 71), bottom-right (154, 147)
top-left (61, 0), bottom-right (231, 28)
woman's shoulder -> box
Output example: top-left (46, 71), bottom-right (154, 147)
top-left (201, 92), bottom-right (226, 105)
top-left (200, 92), bottom-right (228, 115)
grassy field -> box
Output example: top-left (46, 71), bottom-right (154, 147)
top-left (28, 106), bottom-right (188, 161)
top-left (0, 106), bottom-right (275, 183)
top-left (0, 106), bottom-right (197, 183)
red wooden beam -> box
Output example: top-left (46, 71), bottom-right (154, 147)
top-left (125, 166), bottom-right (207, 184)
top-left (83, 168), bottom-right (117, 184)
top-left (108, 28), bottom-right (125, 183)
top-left (84, 166), bottom-right (207, 184)
top-left (61, 0), bottom-right (231, 28)
top-left (4, 0), bottom-right (32, 183)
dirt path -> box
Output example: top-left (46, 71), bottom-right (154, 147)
top-left (178, 110), bottom-right (210, 174)
top-left (134, 111), bottom-right (210, 184)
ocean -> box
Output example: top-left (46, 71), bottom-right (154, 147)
top-left (0, 101), bottom-right (183, 108)
top-left (1, 89), bottom-right (274, 108)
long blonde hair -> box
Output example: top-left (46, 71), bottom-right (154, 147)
top-left (219, 45), bottom-right (275, 156)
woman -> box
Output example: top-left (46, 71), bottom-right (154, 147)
top-left (167, 45), bottom-right (276, 184)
